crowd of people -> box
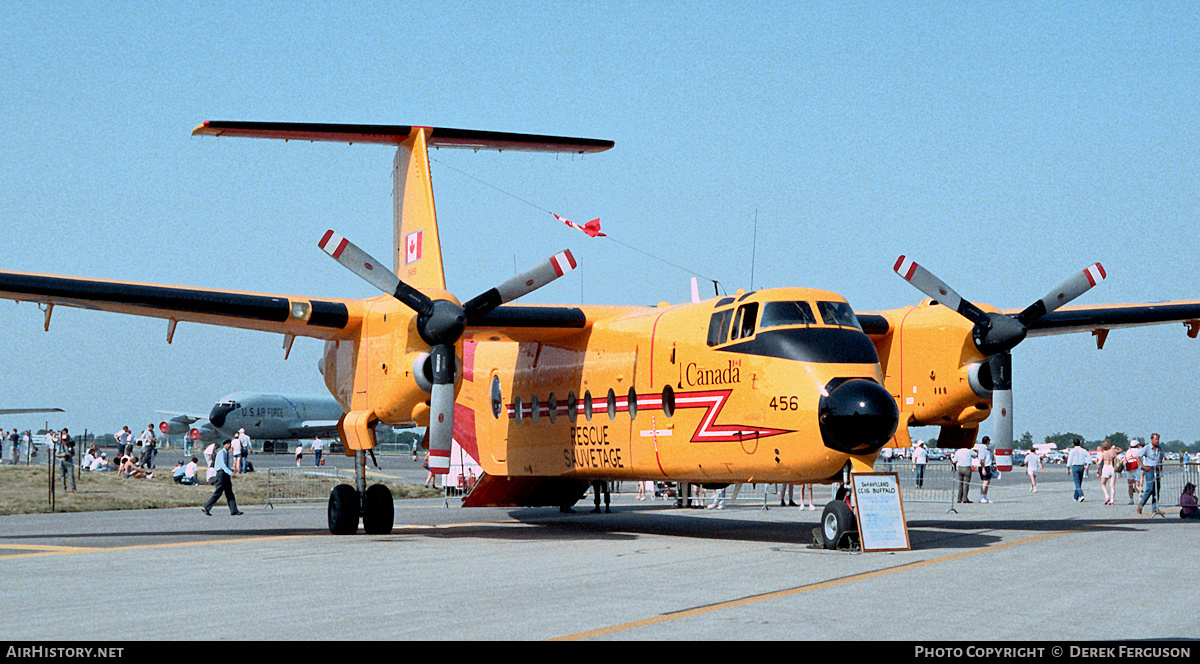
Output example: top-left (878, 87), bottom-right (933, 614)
top-left (922, 432), bottom-right (1199, 519)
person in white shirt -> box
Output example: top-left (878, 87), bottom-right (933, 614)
top-left (115, 426), bottom-right (132, 457)
top-left (1066, 439), bottom-right (1091, 502)
top-left (953, 447), bottom-right (976, 503)
top-left (1025, 449), bottom-right (1043, 492)
top-left (912, 440), bottom-right (928, 488)
top-left (183, 457), bottom-right (198, 485)
top-left (312, 436), bottom-right (324, 467)
top-left (975, 437), bottom-right (995, 503)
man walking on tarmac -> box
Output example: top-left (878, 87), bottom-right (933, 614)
top-left (202, 439), bottom-right (243, 516)
top-left (1137, 433), bottom-right (1165, 516)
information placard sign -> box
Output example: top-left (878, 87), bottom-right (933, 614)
top-left (851, 472), bottom-right (910, 552)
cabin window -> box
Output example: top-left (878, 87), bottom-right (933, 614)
top-left (730, 302), bottom-right (759, 340)
top-left (547, 393), bottom-right (557, 424)
top-left (584, 390), bottom-right (594, 422)
top-left (818, 301), bottom-right (862, 329)
top-left (662, 385), bottom-right (675, 417)
top-left (490, 376), bottom-right (503, 419)
top-left (567, 392), bottom-right (578, 423)
top-left (759, 301), bottom-right (817, 329)
top-left (627, 387), bottom-right (638, 419)
top-left (707, 309), bottom-right (734, 346)
top-left (530, 394), bottom-right (540, 424)
top-left (513, 396), bottom-right (523, 424)
top-left (607, 388), bottom-right (617, 420)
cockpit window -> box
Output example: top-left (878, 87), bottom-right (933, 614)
top-left (706, 309), bottom-right (734, 347)
top-left (759, 301), bottom-right (817, 329)
top-left (818, 301), bottom-right (861, 329)
top-left (730, 303), bottom-right (759, 340)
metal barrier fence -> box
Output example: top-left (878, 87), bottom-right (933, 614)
top-left (266, 467), bottom-right (353, 508)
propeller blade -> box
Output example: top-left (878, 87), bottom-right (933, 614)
top-left (462, 250), bottom-right (578, 321)
top-left (425, 344), bottom-right (456, 475)
top-left (988, 352), bottom-right (1015, 471)
top-left (1016, 262), bottom-right (1106, 325)
top-left (319, 230), bottom-right (431, 313)
top-left (893, 256), bottom-right (988, 325)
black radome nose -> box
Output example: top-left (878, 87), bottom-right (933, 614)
top-left (818, 380), bottom-right (899, 455)
top-left (208, 403), bottom-right (235, 429)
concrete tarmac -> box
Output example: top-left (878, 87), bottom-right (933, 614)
top-left (1, 468), bottom-right (1196, 642)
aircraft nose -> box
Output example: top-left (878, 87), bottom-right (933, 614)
top-left (208, 403), bottom-right (235, 429)
top-left (818, 379), bottom-right (899, 455)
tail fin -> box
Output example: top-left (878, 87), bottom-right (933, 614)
top-left (393, 128), bottom-right (445, 289)
top-left (192, 121), bottom-right (614, 292)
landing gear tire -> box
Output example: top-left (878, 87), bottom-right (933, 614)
top-left (820, 500), bottom-right (857, 550)
top-left (328, 484), bottom-right (360, 535)
top-left (363, 483), bottom-right (394, 535)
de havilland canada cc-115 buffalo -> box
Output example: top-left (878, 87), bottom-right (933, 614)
top-left (2, 121), bottom-right (1199, 546)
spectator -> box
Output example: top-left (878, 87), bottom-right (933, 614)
top-left (591, 479), bottom-right (610, 513)
top-left (1097, 439), bottom-right (1122, 505)
top-left (202, 439), bottom-right (243, 516)
top-left (54, 428), bottom-right (76, 493)
top-left (1067, 438), bottom-right (1091, 502)
top-left (912, 440), bottom-right (928, 489)
top-left (976, 436), bottom-right (995, 504)
top-left (89, 452), bottom-right (109, 472)
top-left (136, 424), bottom-right (157, 468)
top-left (1137, 433), bottom-right (1165, 516)
top-left (119, 455), bottom-right (152, 479)
top-left (295, 442), bottom-right (303, 467)
top-left (1025, 448), bottom-right (1043, 492)
top-left (1124, 439), bottom-right (1143, 504)
top-left (953, 446), bottom-right (975, 503)
top-left (114, 426), bottom-right (132, 457)
top-left (183, 457), bottom-right (199, 485)
top-left (312, 436), bottom-right (324, 467)
top-left (81, 448), bottom-right (99, 472)
top-left (172, 461), bottom-right (187, 483)
top-left (1180, 482), bottom-right (1198, 520)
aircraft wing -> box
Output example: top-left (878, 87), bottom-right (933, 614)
top-left (0, 271), bottom-right (361, 341)
top-left (1013, 301), bottom-right (1200, 337)
top-left (0, 408), bottom-right (63, 415)
top-left (858, 300), bottom-right (1200, 339)
top-left (288, 420), bottom-right (342, 439)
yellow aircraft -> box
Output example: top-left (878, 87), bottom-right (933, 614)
top-left (2, 121), bottom-right (1198, 548)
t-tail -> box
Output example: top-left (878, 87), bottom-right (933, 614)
top-left (193, 121), bottom-right (613, 291)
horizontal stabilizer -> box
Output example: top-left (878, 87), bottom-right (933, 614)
top-left (193, 121), bottom-right (614, 154)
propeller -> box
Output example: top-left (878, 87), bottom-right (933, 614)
top-left (893, 256), bottom-right (1106, 469)
top-left (319, 229), bottom-right (577, 472)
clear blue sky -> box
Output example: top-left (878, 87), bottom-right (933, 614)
top-left (1, 2), bottom-right (1198, 444)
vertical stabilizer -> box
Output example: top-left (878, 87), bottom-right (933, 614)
top-left (393, 128), bottom-right (446, 290)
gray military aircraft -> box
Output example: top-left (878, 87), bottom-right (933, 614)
top-left (159, 391), bottom-right (342, 442)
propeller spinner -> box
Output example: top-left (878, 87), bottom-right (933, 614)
top-left (319, 229), bottom-right (577, 472)
top-left (894, 256), bottom-right (1106, 470)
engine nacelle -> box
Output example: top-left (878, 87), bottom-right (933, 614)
top-left (873, 299), bottom-right (994, 429)
top-left (321, 295), bottom-right (462, 429)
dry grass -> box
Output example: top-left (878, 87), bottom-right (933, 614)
top-left (0, 464), bottom-right (441, 516)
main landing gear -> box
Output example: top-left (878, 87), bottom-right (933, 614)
top-left (328, 449), bottom-right (395, 535)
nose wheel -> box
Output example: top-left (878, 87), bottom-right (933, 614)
top-left (819, 499), bottom-right (859, 550)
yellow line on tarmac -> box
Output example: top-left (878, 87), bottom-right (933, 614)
top-left (550, 527), bottom-right (1079, 641)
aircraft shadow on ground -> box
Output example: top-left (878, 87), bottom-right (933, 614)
top-left (0, 527), bottom-right (326, 543)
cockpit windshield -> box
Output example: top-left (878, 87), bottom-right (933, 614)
top-left (759, 301), bottom-right (817, 329)
top-left (817, 301), bottom-right (861, 329)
